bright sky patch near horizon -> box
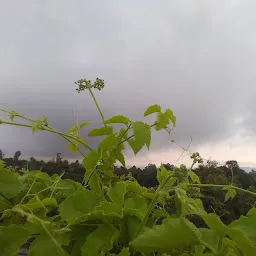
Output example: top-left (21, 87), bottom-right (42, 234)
top-left (1, 1), bottom-right (256, 169)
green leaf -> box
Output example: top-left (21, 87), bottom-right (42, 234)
top-left (127, 138), bottom-right (143, 155)
top-left (248, 208), bottom-right (256, 216)
top-left (0, 194), bottom-right (11, 211)
top-left (144, 104), bottom-right (161, 116)
top-left (229, 213), bottom-right (256, 247)
top-left (89, 173), bottom-right (102, 195)
top-left (104, 115), bottom-right (130, 125)
top-left (88, 126), bottom-right (113, 136)
top-left (29, 229), bottom-right (69, 256)
top-left (108, 181), bottom-right (127, 207)
top-left (130, 217), bottom-right (201, 253)
top-left (128, 121), bottom-right (151, 154)
top-left (19, 197), bottom-right (57, 212)
top-left (155, 109), bottom-right (176, 131)
top-left (0, 167), bottom-right (25, 199)
top-left (82, 150), bottom-right (100, 173)
top-left (124, 196), bottom-right (148, 220)
top-left (80, 121), bottom-right (90, 128)
top-left (222, 187), bottom-right (237, 202)
top-left (175, 188), bottom-right (206, 216)
top-left (200, 213), bottom-right (227, 238)
top-left (55, 179), bottom-right (83, 196)
top-left (68, 124), bottom-right (79, 133)
top-left (133, 121), bottom-right (151, 148)
top-left (67, 141), bottom-right (78, 154)
top-left (0, 225), bottom-right (30, 256)
top-left (157, 164), bottom-right (176, 188)
top-left (95, 201), bottom-right (123, 218)
top-left (59, 190), bottom-right (103, 224)
top-left (114, 150), bottom-right (126, 167)
top-left (227, 227), bottom-right (256, 255)
top-left (81, 224), bottom-right (120, 256)
top-left (165, 108), bottom-right (176, 125)
top-left (199, 228), bottom-right (219, 254)
top-left (118, 127), bottom-right (128, 140)
top-left (98, 134), bottom-right (119, 149)
top-left (188, 170), bottom-right (200, 184)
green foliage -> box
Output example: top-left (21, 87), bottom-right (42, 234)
top-left (0, 79), bottom-right (256, 255)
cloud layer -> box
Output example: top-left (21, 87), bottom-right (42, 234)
top-left (1, 1), bottom-right (256, 167)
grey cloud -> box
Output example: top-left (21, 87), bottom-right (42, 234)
top-left (1, 1), bottom-right (256, 161)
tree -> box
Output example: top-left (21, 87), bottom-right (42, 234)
top-left (225, 160), bottom-right (239, 169)
top-left (14, 150), bottom-right (21, 162)
top-left (0, 149), bottom-right (4, 160)
top-left (56, 152), bottom-right (62, 162)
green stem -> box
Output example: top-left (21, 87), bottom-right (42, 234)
top-left (0, 120), bottom-right (92, 152)
top-left (50, 173), bottom-right (64, 199)
top-left (183, 183), bottom-right (256, 197)
top-left (0, 109), bottom-right (87, 155)
top-left (12, 208), bottom-right (67, 255)
top-left (20, 178), bottom-right (37, 204)
top-left (136, 173), bottom-right (174, 237)
top-left (88, 88), bottom-right (106, 125)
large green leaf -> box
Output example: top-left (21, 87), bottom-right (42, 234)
top-left (227, 228), bottom-right (256, 256)
top-left (144, 104), bottom-right (161, 117)
top-left (128, 121), bottom-right (151, 154)
top-left (175, 188), bottom-right (206, 216)
top-left (59, 190), bottom-right (103, 224)
top-left (55, 179), bottom-right (83, 196)
top-left (82, 150), bottom-right (100, 179)
top-left (0, 167), bottom-right (25, 198)
top-left (107, 181), bottom-right (127, 207)
top-left (95, 201), bottom-right (123, 218)
top-left (199, 228), bottom-right (219, 254)
top-left (88, 126), bottom-right (113, 136)
top-left (19, 197), bottom-right (57, 212)
top-left (157, 164), bottom-right (176, 188)
top-left (0, 225), bottom-right (30, 256)
top-left (29, 229), bottom-right (70, 256)
top-left (188, 170), bottom-right (200, 184)
top-left (200, 213), bottom-right (227, 238)
top-left (0, 194), bottom-right (11, 211)
top-left (98, 134), bottom-right (119, 149)
top-left (89, 173), bottom-right (102, 195)
top-left (124, 196), bottom-right (148, 220)
top-left (155, 109), bottom-right (176, 131)
top-left (229, 213), bottom-right (256, 247)
top-left (130, 217), bottom-right (201, 253)
top-left (104, 115), bottom-right (130, 125)
top-left (81, 224), bottom-right (120, 256)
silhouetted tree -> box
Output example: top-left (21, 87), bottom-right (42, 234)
top-left (0, 150), bottom-right (3, 160)
top-left (14, 150), bottom-right (21, 162)
top-left (225, 160), bottom-right (239, 169)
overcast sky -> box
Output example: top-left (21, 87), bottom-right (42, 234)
top-left (1, 0), bottom-right (256, 168)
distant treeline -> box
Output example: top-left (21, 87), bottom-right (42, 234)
top-left (1, 149), bottom-right (256, 225)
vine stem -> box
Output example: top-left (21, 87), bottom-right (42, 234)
top-left (183, 183), bottom-right (256, 197)
top-left (136, 173), bottom-right (174, 237)
top-left (12, 208), bottom-right (67, 255)
top-left (0, 120), bottom-right (92, 153)
top-left (88, 88), bottom-right (106, 126)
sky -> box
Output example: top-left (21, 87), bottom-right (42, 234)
top-left (1, 0), bottom-right (256, 169)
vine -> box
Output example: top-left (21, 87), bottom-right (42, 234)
top-left (0, 78), bottom-right (255, 256)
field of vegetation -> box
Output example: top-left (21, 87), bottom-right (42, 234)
top-left (0, 78), bottom-right (256, 256)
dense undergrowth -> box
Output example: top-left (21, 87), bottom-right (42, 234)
top-left (0, 78), bottom-right (256, 256)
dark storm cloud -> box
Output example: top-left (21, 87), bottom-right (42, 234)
top-left (1, 1), bottom-right (256, 161)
